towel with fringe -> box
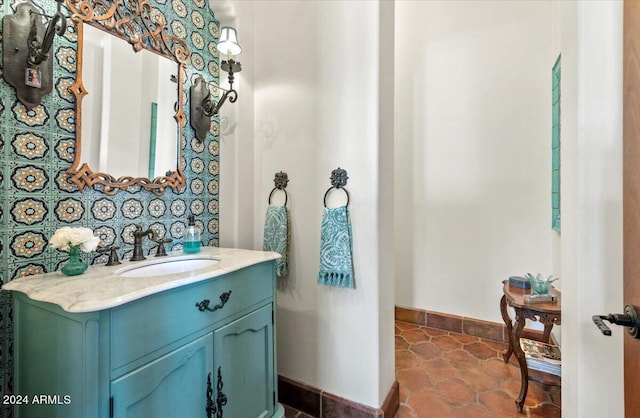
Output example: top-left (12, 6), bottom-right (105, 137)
top-left (263, 205), bottom-right (290, 277)
top-left (317, 206), bottom-right (354, 288)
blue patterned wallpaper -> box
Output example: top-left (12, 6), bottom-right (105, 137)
top-left (0, 0), bottom-right (220, 414)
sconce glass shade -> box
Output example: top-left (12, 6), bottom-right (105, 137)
top-left (216, 26), bottom-right (242, 56)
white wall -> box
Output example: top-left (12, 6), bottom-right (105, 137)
top-left (555, 1), bottom-right (624, 417)
top-left (217, 0), bottom-right (395, 409)
top-left (215, 0), bottom-right (625, 414)
top-left (377, 0), bottom-right (396, 404)
top-left (215, 0), bottom-right (256, 250)
top-left (395, 1), bottom-right (553, 323)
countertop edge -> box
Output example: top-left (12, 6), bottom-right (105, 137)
top-left (2, 247), bottom-right (281, 313)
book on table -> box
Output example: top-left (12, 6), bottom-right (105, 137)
top-left (519, 338), bottom-right (561, 376)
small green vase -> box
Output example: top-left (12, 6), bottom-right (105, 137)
top-left (61, 245), bottom-right (88, 276)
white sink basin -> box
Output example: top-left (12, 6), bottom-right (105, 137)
top-left (116, 255), bottom-right (220, 278)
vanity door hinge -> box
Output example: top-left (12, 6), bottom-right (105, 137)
top-left (273, 391), bottom-right (276, 406)
top-left (109, 396), bottom-right (114, 418)
top-left (271, 309), bottom-right (274, 325)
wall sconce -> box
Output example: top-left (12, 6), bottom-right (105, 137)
top-left (190, 26), bottom-right (242, 142)
top-left (2, 0), bottom-right (67, 109)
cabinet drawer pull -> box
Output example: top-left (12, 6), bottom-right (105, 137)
top-left (195, 290), bottom-right (232, 312)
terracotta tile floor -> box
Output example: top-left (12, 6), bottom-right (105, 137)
top-left (395, 320), bottom-right (561, 418)
top-left (283, 321), bottom-right (561, 418)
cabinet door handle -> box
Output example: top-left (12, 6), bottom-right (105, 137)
top-left (195, 290), bottom-right (232, 312)
top-left (216, 366), bottom-right (228, 418)
top-left (206, 372), bottom-right (216, 418)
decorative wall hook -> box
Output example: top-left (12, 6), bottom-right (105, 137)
top-left (273, 171), bottom-right (289, 190)
top-left (268, 171), bottom-right (289, 206)
top-left (324, 167), bottom-right (350, 207)
top-left (2, 0), bottom-right (67, 109)
top-left (330, 167), bottom-right (349, 188)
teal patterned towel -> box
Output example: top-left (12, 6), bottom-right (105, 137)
top-left (263, 205), bottom-right (289, 277)
top-left (317, 206), bottom-right (354, 288)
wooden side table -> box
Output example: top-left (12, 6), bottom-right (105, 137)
top-left (500, 280), bottom-right (562, 412)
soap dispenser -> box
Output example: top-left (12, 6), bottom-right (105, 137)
top-left (183, 214), bottom-right (201, 254)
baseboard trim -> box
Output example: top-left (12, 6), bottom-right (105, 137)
top-left (278, 375), bottom-right (399, 418)
top-left (395, 305), bottom-right (545, 343)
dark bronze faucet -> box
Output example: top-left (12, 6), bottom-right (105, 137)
top-left (131, 225), bottom-right (155, 261)
top-left (97, 245), bottom-right (121, 266)
top-left (131, 225), bottom-right (173, 261)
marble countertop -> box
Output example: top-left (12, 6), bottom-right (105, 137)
top-left (2, 247), bottom-right (280, 313)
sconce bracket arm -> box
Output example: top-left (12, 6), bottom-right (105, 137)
top-left (189, 59), bottom-right (242, 142)
top-left (2, 0), bottom-right (54, 109)
top-left (207, 88), bottom-right (237, 117)
top-left (29, 6), bottom-right (67, 66)
top-left (190, 75), bottom-right (239, 142)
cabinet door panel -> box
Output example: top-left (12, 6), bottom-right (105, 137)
top-left (213, 304), bottom-right (274, 418)
top-left (111, 333), bottom-right (212, 418)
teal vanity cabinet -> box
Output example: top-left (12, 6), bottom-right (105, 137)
top-left (8, 258), bottom-right (284, 418)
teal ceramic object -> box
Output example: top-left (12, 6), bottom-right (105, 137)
top-left (60, 246), bottom-right (89, 276)
top-left (525, 273), bottom-right (559, 295)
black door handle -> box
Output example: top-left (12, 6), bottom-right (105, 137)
top-left (592, 304), bottom-right (640, 338)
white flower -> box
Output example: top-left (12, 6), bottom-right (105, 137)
top-left (50, 227), bottom-right (100, 252)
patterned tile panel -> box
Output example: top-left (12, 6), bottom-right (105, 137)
top-left (9, 231), bottom-right (48, 259)
top-left (10, 165), bottom-right (50, 192)
top-left (0, 0), bottom-right (220, 413)
top-left (54, 197), bottom-right (85, 223)
top-left (10, 198), bottom-right (48, 225)
top-left (10, 102), bottom-right (49, 127)
top-left (10, 132), bottom-right (49, 160)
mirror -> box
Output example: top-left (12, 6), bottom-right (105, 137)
top-left (81, 24), bottom-right (178, 179)
top-left (66, 0), bottom-right (190, 195)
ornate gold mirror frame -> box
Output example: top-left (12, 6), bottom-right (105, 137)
top-left (66, 0), bottom-right (190, 195)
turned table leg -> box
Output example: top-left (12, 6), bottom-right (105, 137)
top-left (512, 310), bottom-right (528, 413)
top-left (542, 323), bottom-right (553, 344)
top-left (500, 295), bottom-right (514, 362)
